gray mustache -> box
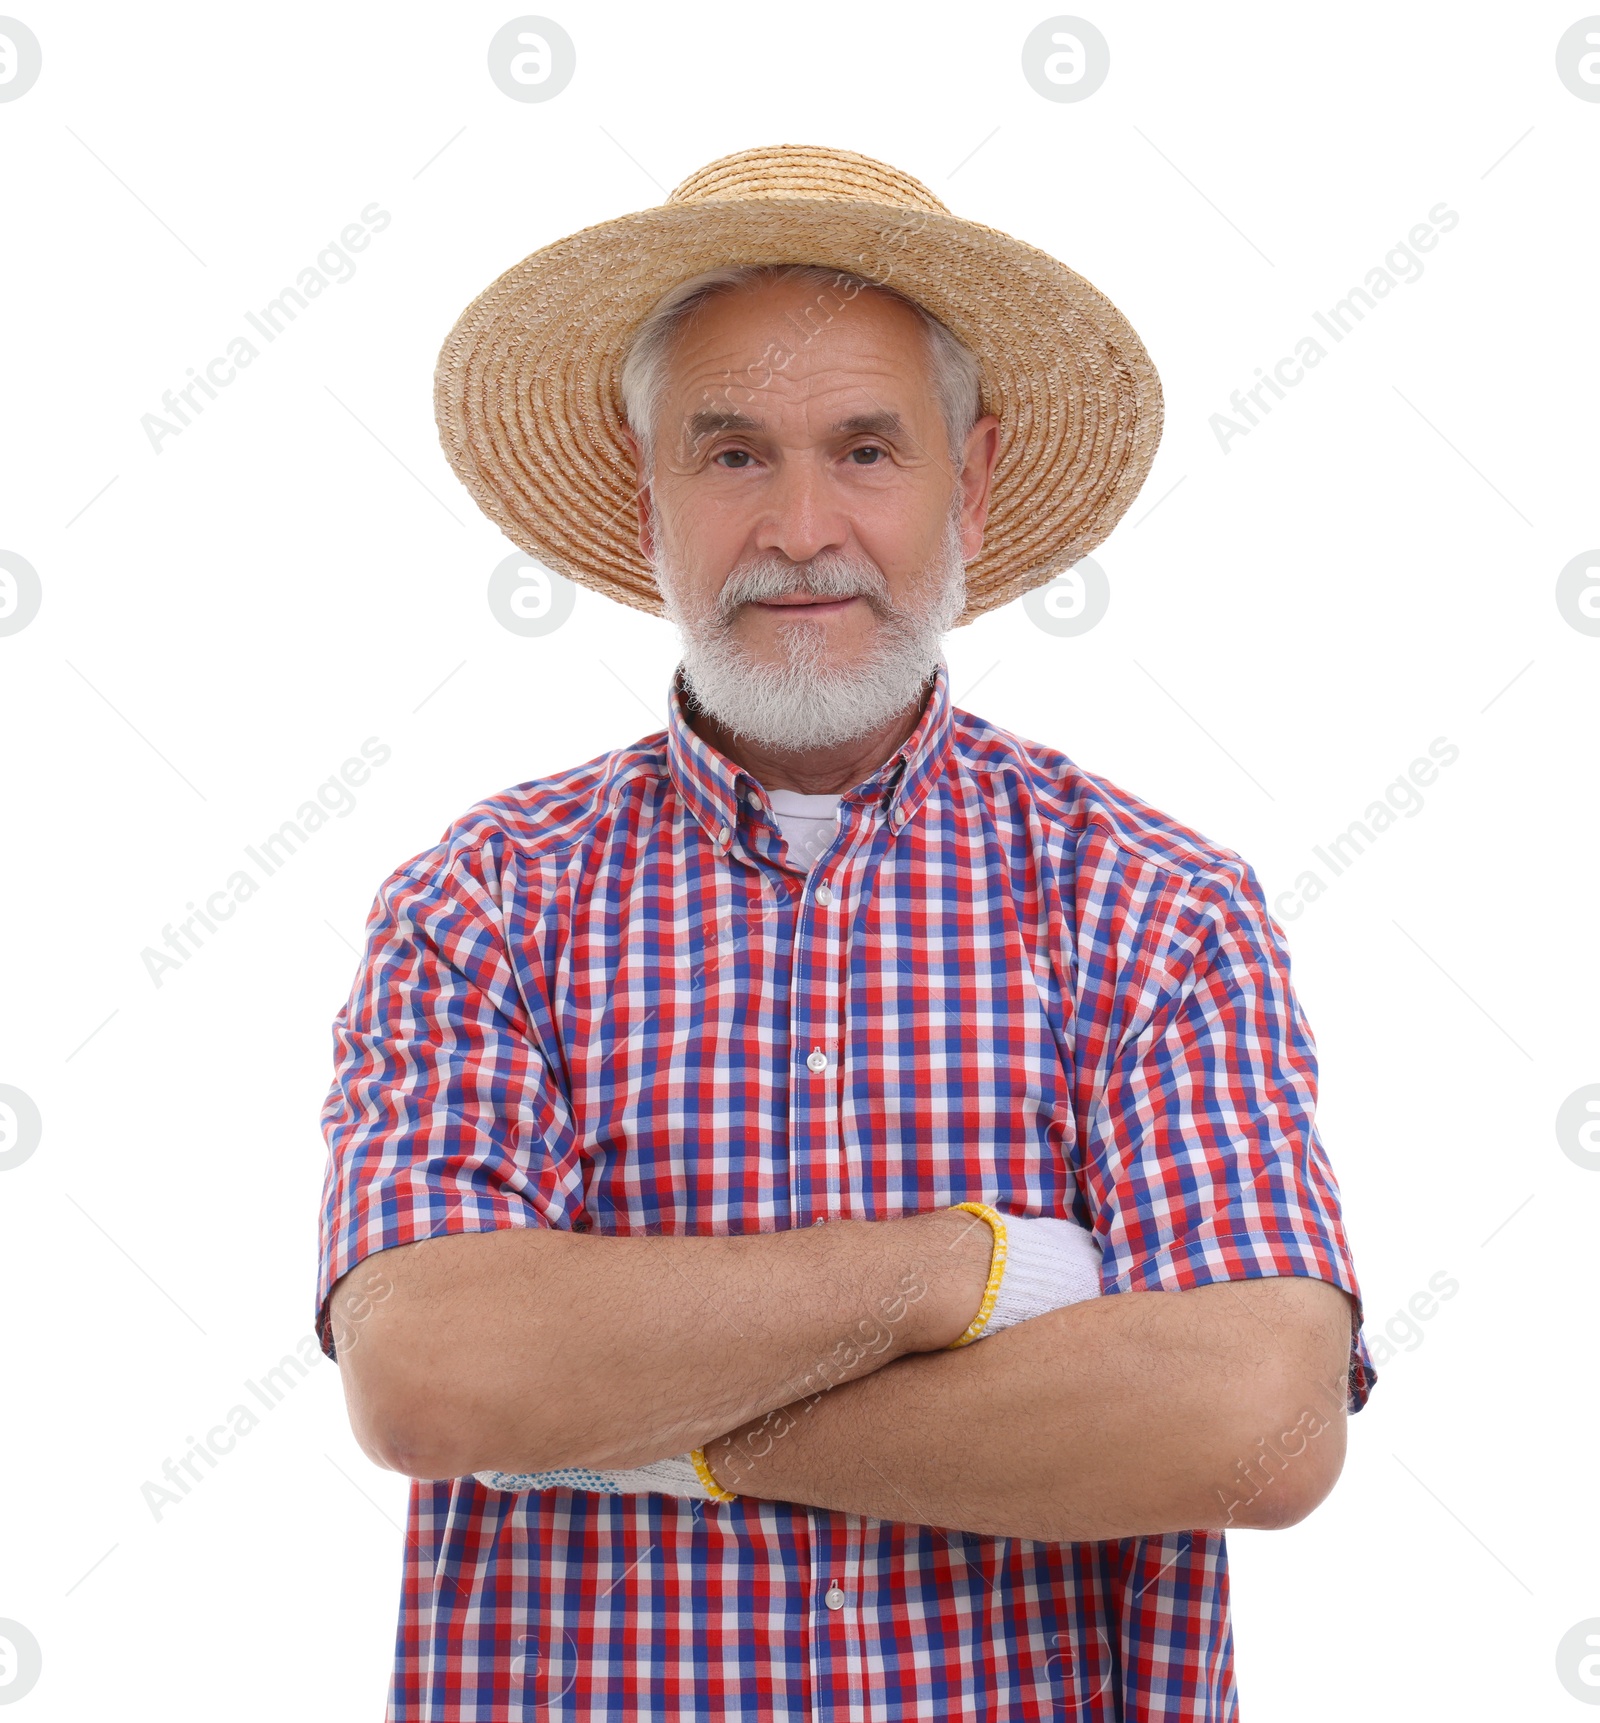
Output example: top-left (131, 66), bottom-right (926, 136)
top-left (720, 556), bottom-right (888, 615)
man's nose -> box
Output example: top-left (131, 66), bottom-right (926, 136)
top-left (752, 457), bottom-right (849, 566)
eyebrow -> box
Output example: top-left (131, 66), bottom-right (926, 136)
top-left (683, 408), bottom-right (905, 441)
top-left (832, 411), bottom-right (903, 438)
top-left (685, 408), bottom-right (759, 438)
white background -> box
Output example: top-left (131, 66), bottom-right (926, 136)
top-left (1, 1), bottom-right (1596, 1716)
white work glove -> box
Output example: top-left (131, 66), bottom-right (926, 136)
top-left (475, 1453), bottom-right (720, 1500)
top-left (474, 1206), bottom-right (1103, 1499)
top-left (961, 1206), bottom-right (1104, 1339)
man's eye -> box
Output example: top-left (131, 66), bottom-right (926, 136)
top-left (849, 445), bottom-right (886, 465)
top-left (714, 449), bottom-right (755, 468)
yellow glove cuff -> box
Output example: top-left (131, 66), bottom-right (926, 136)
top-left (945, 1201), bottom-right (1010, 1348)
top-left (690, 1445), bottom-right (739, 1502)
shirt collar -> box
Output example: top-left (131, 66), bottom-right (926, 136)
top-left (664, 657), bottom-right (955, 854)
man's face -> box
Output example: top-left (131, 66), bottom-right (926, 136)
top-left (629, 276), bottom-right (1000, 753)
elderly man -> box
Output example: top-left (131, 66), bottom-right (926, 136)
top-left (318, 144), bottom-right (1374, 1722)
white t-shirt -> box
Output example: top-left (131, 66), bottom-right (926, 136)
top-left (765, 787), bottom-right (844, 873)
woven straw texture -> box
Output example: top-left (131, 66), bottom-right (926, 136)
top-left (433, 143), bottom-right (1163, 625)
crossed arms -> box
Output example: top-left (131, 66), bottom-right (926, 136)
top-left (331, 1207), bottom-right (1354, 1542)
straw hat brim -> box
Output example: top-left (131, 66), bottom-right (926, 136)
top-left (434, 192), bottom-right (1162, 625)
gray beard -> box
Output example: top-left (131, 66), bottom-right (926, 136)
top-left (650, 499), bottom-right (968, 753)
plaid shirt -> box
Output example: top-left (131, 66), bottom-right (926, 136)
top-left (317, 656), bottom-right (1375, 1722)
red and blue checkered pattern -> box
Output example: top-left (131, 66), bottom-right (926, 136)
top-left (317, 656), bottom-right (1374, 1721)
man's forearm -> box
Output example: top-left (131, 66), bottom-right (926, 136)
top-left (337, 1208), bottom-right (994, 1479)
top-left (700, 1276), bottom-right (1354, 1542)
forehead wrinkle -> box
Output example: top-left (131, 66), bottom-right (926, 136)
top-left (664, 310), bottom-right (936, 429)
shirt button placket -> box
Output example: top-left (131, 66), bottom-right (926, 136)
top-left (790, 808), bottom-right (848, 1233)
top-left (814, 816), bottom-right (853, 1231)
top-left (819, 1524), bottom-right (866, 1719)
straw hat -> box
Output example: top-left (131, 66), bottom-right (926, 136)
top-left (433, 143), bottom-right (1162, 625)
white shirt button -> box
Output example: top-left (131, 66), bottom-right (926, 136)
top-left (814, 883), bottom-right (833, 906)
top-left (717, 825), bottom-right (731, 846)
top-left (745, 791), bottom-right (762, 808)
top-left (806, 1048), bottom-right (828, 1073)
top-left (825, 1584), bottom-right (845, 1610)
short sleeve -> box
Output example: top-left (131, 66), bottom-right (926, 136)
top-left (314, 833), bottom-right (582, 1362)
top-left (1077, 858), bottom-right (1376, 1414)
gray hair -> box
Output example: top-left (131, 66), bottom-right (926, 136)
top-left (618, 263), bottom-right (984, 471)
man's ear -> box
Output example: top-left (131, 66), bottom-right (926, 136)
top-left (619, 425), bottom-right (654, 561)
top-left (957, 413), bottom-right (1002, 563)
